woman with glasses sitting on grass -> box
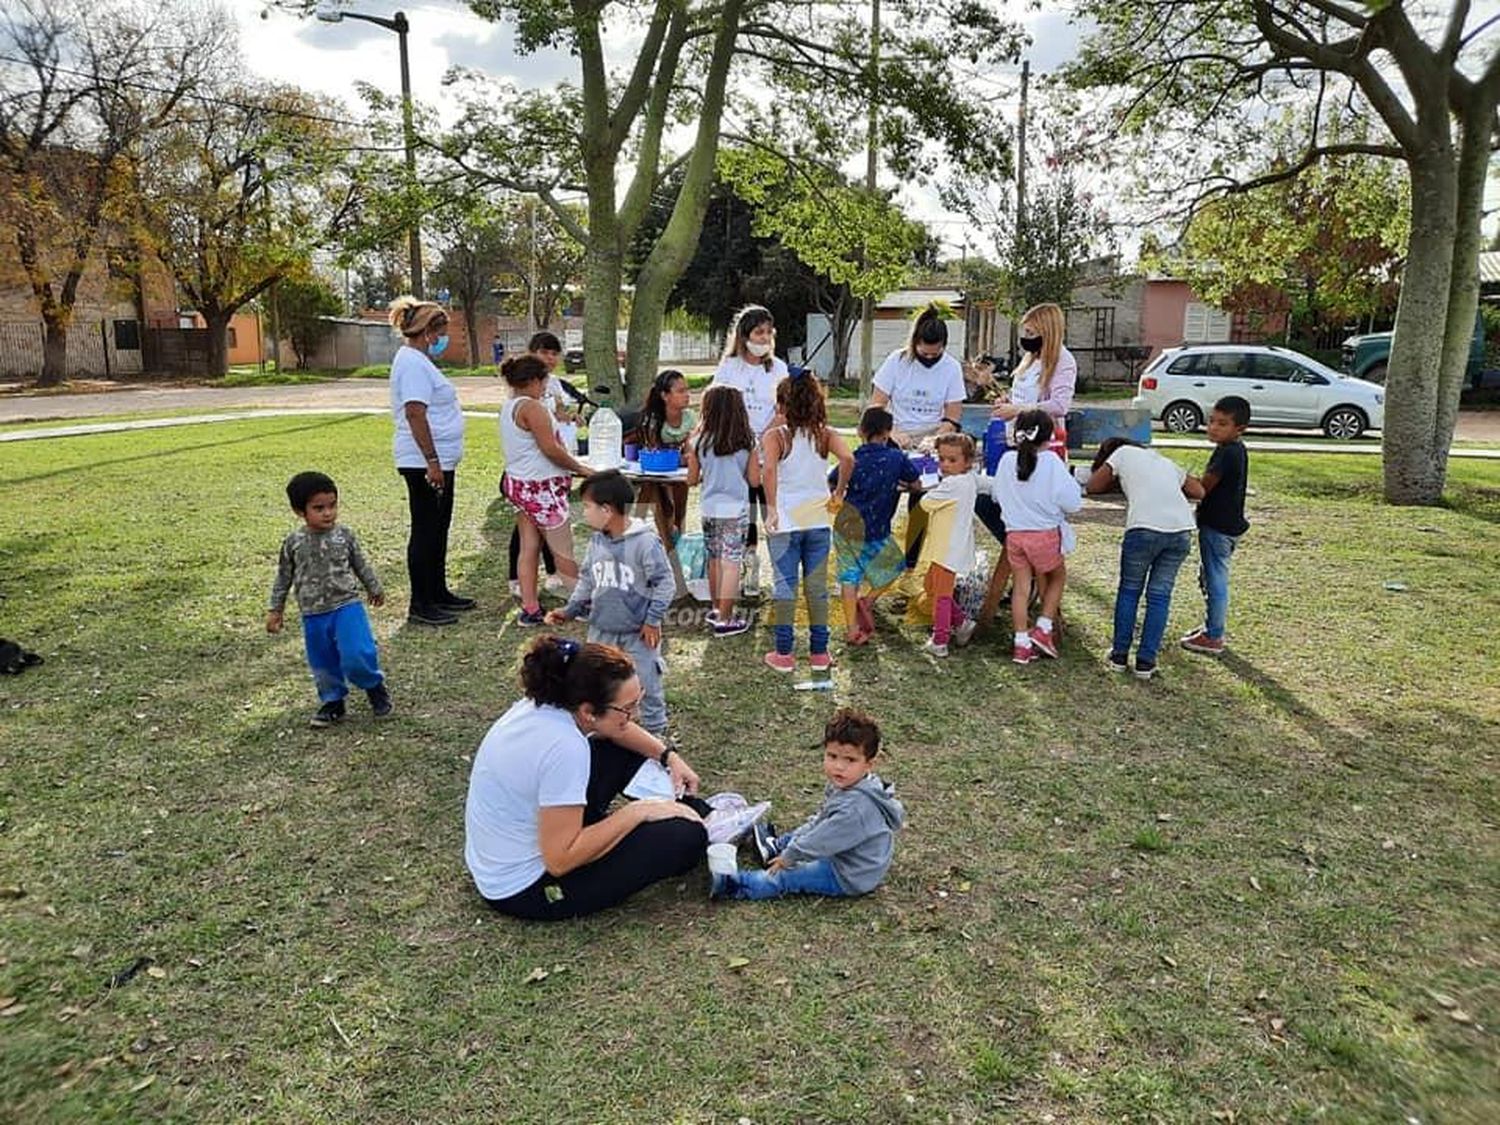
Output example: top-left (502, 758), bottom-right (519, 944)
top-left (465, 635), bottom-right (708, 920)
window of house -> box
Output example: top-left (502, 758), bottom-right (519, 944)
top-left (227, 327), bottom-right (238, 348)
top-left (1183, 302), bottom-right (1233, 343)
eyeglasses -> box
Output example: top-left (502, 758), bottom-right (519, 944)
top-left (605, 696), bottom-right (643, 719)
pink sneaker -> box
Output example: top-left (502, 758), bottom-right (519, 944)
top-left (1012, 643), bottom-right (1036, 665)
top-left (1029, 626), bottom-right (1058, 659)
top-left (809, 652), bottom-right (834, 671)
top-left (763, 651), bottom-right (796, 673)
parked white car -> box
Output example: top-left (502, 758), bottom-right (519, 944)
top-left (1133, 344), bottom-right (1385, 439)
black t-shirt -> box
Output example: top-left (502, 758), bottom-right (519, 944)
top-left (1197, 440), bottom-right (1249, 536)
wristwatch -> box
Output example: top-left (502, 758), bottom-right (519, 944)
top-left (658, 745), bottom-right (674, 769)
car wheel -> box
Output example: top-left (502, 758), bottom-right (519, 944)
top-left (1364, 361), bottom-right (1387, 385)
top-left (1162, 401), bottom-right (1203, 433)
top-left (1322, 407), bottom-right (1367, 440)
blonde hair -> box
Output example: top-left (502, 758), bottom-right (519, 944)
top-left (387, 295), bottom-right (447, 339)
top-left (1012, 303), bottom-right (1065, 395)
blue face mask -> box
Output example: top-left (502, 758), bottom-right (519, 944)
top-left (428, 335), bottom-right (449, 358)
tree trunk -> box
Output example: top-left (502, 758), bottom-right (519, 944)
top-left (623, 0), bottom-right (744, 409)
top-left (205, 310), bottom-right (232, 378)
top-left (1381, 140), bottom-right (1457, 506)
top-left (39, 315), bottom-right (69, 387)
top-left (462, 305), bottom-right (479, 371)
top-left (582, 237), bottom-right (623, 401)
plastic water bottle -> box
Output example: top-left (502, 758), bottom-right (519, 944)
top-left (984, 418), bottom-right (1008, 475)
top-left (588, 389), bottom-right (623, 470)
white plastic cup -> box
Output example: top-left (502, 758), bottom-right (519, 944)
top-left (706, 843), bottom-right (738, 876)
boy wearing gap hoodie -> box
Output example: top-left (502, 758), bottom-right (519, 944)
top-left (547, 470), bottom-right (675, 734)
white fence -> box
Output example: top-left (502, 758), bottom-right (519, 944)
top-left (0, 319), bottom-right (144, 378)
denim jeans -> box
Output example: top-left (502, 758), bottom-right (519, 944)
top-left (768, 527), bottom-right (831, 655)
top-left (1198, 527), bottom-right (1239, 640)
top-left (717, 857), bottom-right (847, 901)
top-left (1112, 528), bottom-right (1191, 664)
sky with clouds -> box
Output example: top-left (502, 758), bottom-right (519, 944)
top-left (237, 0), bottom-right (1498, 261)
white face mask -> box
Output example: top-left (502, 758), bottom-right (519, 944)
top-left (745, 341), bottom-right (773, 358)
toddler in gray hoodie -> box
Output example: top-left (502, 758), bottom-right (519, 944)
top-left (711, 707), bottom-right (904, 901)
top-left (547, 471), bottom-right (674, 734)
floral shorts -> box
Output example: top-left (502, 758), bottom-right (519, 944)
top-left (501, 473), bottom-right (572, 530)
top-left (702, 515), bottom-right (750, 563)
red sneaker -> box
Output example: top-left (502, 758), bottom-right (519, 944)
top-left (763, 651), bottom-right (796, 673)
top-left (1012, 643), bottom-right (1036, 665)
top-left (1029, 626), bottom-right (1058, 658)
top-left (809, 652), bottom-right (834, 671)
top-left (1181, 633), bottom-right (1226, 655)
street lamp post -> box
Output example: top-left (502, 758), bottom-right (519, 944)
top-left (317, 6), bottom-right (424, 298)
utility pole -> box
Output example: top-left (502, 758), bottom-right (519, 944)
top-left (857, 0), bottom-right (881, 404)
top-left (1009, 59), bottom-right (1029, 368)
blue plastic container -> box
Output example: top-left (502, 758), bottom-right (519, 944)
top-left (984, 418), bottom-right (1008, 475)
top-left (638, 448), bottom-right (682, 473)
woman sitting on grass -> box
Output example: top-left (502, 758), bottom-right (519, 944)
top-left (465, 635), bottom-right (707, 920)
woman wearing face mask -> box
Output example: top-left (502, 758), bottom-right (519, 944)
top-left (991, 303), bottom-right (1077, 425)
top-left (388, 296), bottom-right (473, 627)
top-left (869, 305), bottom-right (968, 567)
top-left (869, 305), bottom-right (967, 449)
top-left (710, 306), bottom-right (787, 588)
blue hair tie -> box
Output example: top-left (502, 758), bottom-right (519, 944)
top-left (788, 365), bottom-right (806, 380)
top-left (557, 638), bottom-right (580, 663)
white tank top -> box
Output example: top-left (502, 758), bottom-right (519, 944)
top-left (773, 427), bottom-right (832, 531)
top-left (500, 396), bottom-right (563, 481)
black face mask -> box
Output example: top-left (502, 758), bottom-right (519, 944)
top-left (916, 352), bottom-right (943, 368)
top-left (1020, 335), bottom-right (1043, 355)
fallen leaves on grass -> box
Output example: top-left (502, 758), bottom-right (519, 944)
top-left (725, 957), bottom-right (751, 970)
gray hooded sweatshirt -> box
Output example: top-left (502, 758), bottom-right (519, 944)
top-left (779, 773), bottom-right (905, 895)
top-left (563, 517), bottom-right (673, 632)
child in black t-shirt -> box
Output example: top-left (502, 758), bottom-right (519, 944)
top-left (1183, 395), bottom-right (1249, 656)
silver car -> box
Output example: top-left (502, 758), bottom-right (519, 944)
top-left (1133, 344), bottom-right (1385, 439)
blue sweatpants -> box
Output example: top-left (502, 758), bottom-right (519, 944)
top-left (302, 601), bottom-right (383, 703)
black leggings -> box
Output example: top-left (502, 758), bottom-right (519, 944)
top-left (399, 467), bottom-right (455, 611)
top-left (484, 739), bottom-right (709, 921)
top-left (745, 484), bottom-right (768, 548)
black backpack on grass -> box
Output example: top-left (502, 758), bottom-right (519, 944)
top-left (0, 638), bottom-right (43, 675)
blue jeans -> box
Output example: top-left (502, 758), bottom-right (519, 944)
top-left (1111, 529), bottom-right (1191, 665)
top-left (716, 857), bottom-right (848, 900)
top-left (768, 528), bottom-right (831, 655)
top-left (1198, 527), bottom-right (1238, 640)
top-left (302, 601), bottom-right (383, 703)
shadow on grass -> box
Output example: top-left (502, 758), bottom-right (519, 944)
top-left (6, 415), bottom-right (370, 486)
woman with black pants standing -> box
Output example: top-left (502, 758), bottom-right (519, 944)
top-left (388, 296), bottom-right (473, 626)
top-left (465, 635), bottom-right (707, 920)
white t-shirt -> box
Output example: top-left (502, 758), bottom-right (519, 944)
top-left (1106, 444), bottom-right (1195, 532)
top-left (770, 428), bottom-right (832, 531)
top-left (390, 346), bottom-right (466, 470)
top-left (872, 350), bottom-right (966, 434)
top-left (711, 355), bottom-right (787, 437)
top-left (464, 699), bottom-right (591, 901)
top-left (1011, 348), bottom-right (1078, 419)
top-left (991, 450), bottom-right (1083, 532)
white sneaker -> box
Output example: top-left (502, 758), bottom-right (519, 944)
top-left (544, 574), bottom-right (570, 595)
top-left (923, 638), bottom-right (949, 658)
top-left (953, 619), bottom-right (978, 647)
top-left (704, 800), bottom-right (771, 845)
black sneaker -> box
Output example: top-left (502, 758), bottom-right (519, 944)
top-left (1107, 651), bottom-right (1129, 673)
top-left (1133, 659), bottom-right (1157, 681)
top-left (437, 593), bottom-right (477, 611)
top-left (367, 684), bottom-right (393, 719)
top-left (751, 819), bottom-right (780, 866)
top-left (408, 605), bottom-right (458, 626)
top-left (310, 699), bottom-right (346, 728)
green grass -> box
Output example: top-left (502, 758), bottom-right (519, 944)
top-left (1, 417), bottom-right (1497, 1122)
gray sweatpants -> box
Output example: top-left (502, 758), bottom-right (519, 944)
top-left (588, 628), bottom-right (667, 734)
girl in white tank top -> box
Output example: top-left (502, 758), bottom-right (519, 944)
top-left (760, 373), bottom-right (853, 671)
